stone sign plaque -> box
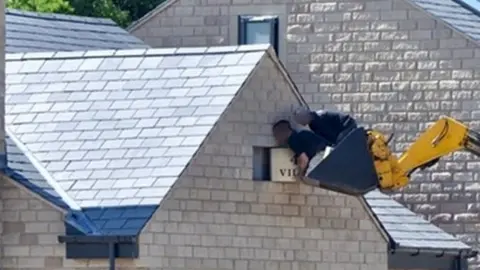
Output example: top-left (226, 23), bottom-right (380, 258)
top-left (270, 147), bottom-right (300, 182)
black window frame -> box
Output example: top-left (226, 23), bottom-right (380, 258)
top-left (238, 15), bottom-right (279, 55)
top-left (253, 146), bottom-right (272, 181)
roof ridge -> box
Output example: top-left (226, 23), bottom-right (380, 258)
top-left (6, 8), bottom-right (116, 26)
top-left (5, 127), bottom-right (82, 211)
top-left (264, 47), bottom-right (309, 108)
top-left (127, 0), bottom-right (179, 31)
top-left (8, 30), bottom-right (135, 44)
top-left (5, 44), bottom-right (272, 61)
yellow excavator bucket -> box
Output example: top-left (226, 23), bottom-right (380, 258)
top-left (305, 127), bottom-right (379, 195)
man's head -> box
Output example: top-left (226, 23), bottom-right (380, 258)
top-left (293, 107), bottom-right (312, 126)
top-left (272, 119), bottom-right (293, 145)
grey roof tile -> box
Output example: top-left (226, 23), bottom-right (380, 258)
top-left (6, 46), bottom-right (265, 211)
top-left (77, 205), bottom-right (158, 235)
top-left (410, 0), bottom-right (480, 42)
top-left (364, 190), bottom-right (471, 251)
top-left (4, 128), bottom-right (79, 212)
top-left (6, 8), bottom-right (149, 53)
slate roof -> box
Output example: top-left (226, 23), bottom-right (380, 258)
top-left (409, 0), bottom-right (480, 41)
top-left (364, 190), bottom-right (472, 252)
top-left (5, 128), bottom-right (77, 211)
top-left (5, 45), bottom-right (267, 235)
top-left (6, 8), bottom-right (149, 53)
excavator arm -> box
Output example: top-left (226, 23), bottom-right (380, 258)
top-left (303, 116), bottom-right (480, 195)
top-left (371, 116), bottom-right (480, 190)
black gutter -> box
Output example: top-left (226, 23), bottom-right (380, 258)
top-left (388, 247), bottom-right (478, 270)
top-left (58, 235), bottom-right (137, 270)
top-left (392, 247), bottom-right (478, 258)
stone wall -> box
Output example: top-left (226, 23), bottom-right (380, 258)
top-left (0, 0), bottom-right (6, 161)
top-left (0, 177), bottom-right (142, 269)
top-left (0, 177), bottom-right (68, 269)
top-left (137, 55), bottom-right (389, 270)
top-left (130, 0), bottom-right (480, 267)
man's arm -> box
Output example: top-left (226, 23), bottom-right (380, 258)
top-left (293, 131), bottom-right (327, 176)
top-left (287, 130), bottom-right (328, 176)
top-left (296, 152), bottom-right (309, 175)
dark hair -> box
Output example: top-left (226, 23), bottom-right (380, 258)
top-left (272, 119), bottom-right (292, 132)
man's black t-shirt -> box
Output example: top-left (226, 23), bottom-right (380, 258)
top-left (309, 111), bottom-right (352, 146)
top-left (287, 130), bottom-right (328, 160)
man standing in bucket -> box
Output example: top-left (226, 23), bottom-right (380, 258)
top-left (293, 107), bottom-right (358, 147)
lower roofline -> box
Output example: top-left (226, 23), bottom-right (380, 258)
top-left (58, 234), bottom-right (137, 244)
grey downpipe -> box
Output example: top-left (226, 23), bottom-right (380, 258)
top-left (109, 242), bottom-right (116, 270)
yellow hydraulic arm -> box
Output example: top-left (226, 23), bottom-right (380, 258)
top-left (368, 116), bottom-right (480, 191)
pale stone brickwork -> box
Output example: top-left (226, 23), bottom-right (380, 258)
top-left (0, 0), bottom-right (6, 158)
top-left (0, 177), bottom-right (68, 269)
top-left (0, 0), bottom-right (6, 266)
top-left (138, 56), bottom-right (389, 270)
top-left (0, 178), bottom-right (118, 269)
top-left (0, 176), bottom-right (140, 269)
top-left (130, 0), bottom-right (480, 268)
